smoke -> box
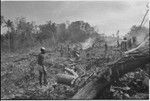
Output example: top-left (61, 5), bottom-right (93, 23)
top-left (136, 32), bottom-right (148, 45)
top-left (80, 37), bottom-right (95, 50)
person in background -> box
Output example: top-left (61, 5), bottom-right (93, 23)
top-left (37, 47), bottom-right (48, 87)
top-left (105, 42), bottom-right (108, 52)
top-left (117, 40), bottom-right (120, 48)
top-left (128, 38), bottom-right (132, 49)
top-left (132, 36), bottom-right (137, 48)
top-left (121, 37), bottom-right (128, 52)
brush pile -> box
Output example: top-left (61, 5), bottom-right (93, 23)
top-left (1, 37), bottom-right (149, 100)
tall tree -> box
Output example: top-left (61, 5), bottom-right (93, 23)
top-left (4, 19), bottom-right (14, 52)
top-left (38, 20), bottom-right (57, 45)
top-left (68, 21), bottom-right (98, 43)
top-left (15, 17), bottom-right (35, 48)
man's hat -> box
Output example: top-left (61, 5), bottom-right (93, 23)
top-left (41, 47), bottom-right (46, 51)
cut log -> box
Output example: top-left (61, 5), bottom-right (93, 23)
top-left (72, 53), bottom-right (150, 99)
top-left (56, 74), bottom-right (76, 86)
top-left (72, 77), bottom-right (109, 99)
top-left (55, 67), bottom-right (79, 86)
top-left (65, 67), bottom-right (78, 78)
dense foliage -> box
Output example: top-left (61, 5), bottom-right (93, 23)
top-left (1, 16), bottom-right (99, 53)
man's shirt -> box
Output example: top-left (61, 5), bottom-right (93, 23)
top-left (38, 53), bottom-right (45, 66)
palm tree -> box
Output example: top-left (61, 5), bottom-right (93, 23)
top-left (4, 19), bottom-right (14, 52)
top-left (47, 21), bottom-right (57, 47)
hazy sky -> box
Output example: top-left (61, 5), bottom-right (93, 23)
top-left (1, 0), bottom-right (149, 36)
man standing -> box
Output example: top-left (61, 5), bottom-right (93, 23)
top-left (128, 38), bottom-right (132, 49)
top-left (121, 37), bottom-right (128, 52)
top-left (37, 47), bottom-right (48, 87)
top-left (104, 42), bottom-right (108, 58)
top-left (104, 42), bottom-right (108, 52)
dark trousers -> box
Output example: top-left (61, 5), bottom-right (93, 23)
top-left (39, 68), bottom-right (47, 86)
top-left (121, 42), bottom-right (127, 52)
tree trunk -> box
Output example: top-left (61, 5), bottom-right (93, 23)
top-left (72, 53), bottom-right (149, 99)
top-left (8, 30), bottom-right (11, 52)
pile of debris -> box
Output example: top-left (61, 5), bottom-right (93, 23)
top-left (71, 37), bottom-right (149, 100)
top-left (99, 66), bottom-right (149, 99)
top-left (1, 35), bottom-right (149, 100)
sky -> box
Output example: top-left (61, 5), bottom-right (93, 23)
top-left (1, 0), bottom-right (149, 36)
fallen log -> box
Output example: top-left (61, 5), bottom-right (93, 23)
top-left (72, 53), bottom-right (149, 99)
top-left (56, 74), bottom-right (76, 86)
top-left (56, 67), bottom-right (79, 86)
